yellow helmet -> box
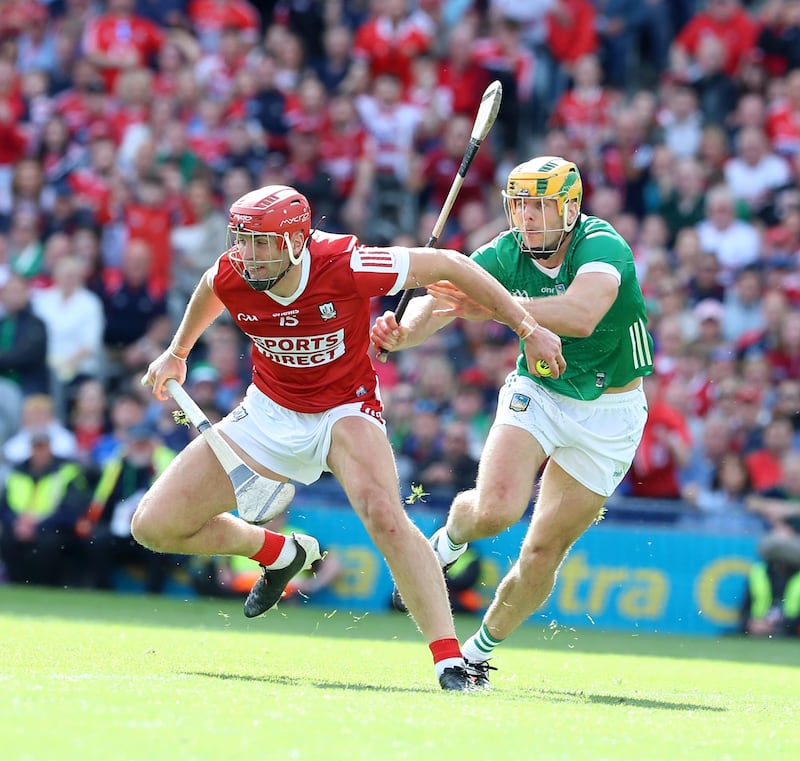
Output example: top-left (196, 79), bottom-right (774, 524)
top-left (502, 156), bottom-right (583, 258)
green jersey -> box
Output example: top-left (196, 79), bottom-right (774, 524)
top-left (472, 215), bottom-right (654, 401)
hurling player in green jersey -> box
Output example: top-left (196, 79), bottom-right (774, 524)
top-left (371, 156), bottom-right (654, 687)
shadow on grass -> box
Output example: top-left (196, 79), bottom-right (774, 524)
top-left (3, 586), bottom-right (799, 669)
top-left (183, 671), bottom-right (429, 694)
top-left (182, 672), bottom-right (727, 709)
top-left (524, 688), bottom-right (727, 712)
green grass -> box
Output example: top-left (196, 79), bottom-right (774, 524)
top-left (1, 587), bottom-right (798, 761)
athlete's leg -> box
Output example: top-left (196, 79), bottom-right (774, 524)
top-left (480, 458), bottom-right (605, 642)
top-left (326, 416), bottom-right (457, 642)
top-left (445, 424), bottom-right (547, 545)
top-left (131, 433), bottom-right (287, 558)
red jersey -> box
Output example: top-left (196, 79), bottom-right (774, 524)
top-left (674, 9), bottom-right (758, 77)
top-left (210, 231), bottom-right (409, 413)
top-left (352, 14), bottom-right (433, 88)
top-left (419, 146), bottom-right (495, 215)
top-left (766, 100), bottom-right (800, 156)
top-left (82, 14), bottom-right (164, 91)
top-left (187, 0), bottom-right (259, 52)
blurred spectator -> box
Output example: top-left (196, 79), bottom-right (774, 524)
top-left (312, 24), bottom-right (357, 95)
top-left (737, 287), bottom-right (789, 358)
top-left (548, 53), bottom-right (618, 157)
top-left (354, 72), bottom-right (422, 243)
top-left (418, 419), bottom-right (480, 500)
top-left (691, 299), bottom-right (726, 356)
top-left (721, 265), bottom-right (765, 344)
top-left (3, 393), bottom-right (78, 466)
top-left (77, 422), bottom-right (178, 591)
top-left (31, 254), bottom-right (105, 408)
top-left (122, 172), bottom-right (173, 294)
top-left (91, 389), bottom-right (148, 466)
top-left (741, 558), bottom-right (800, 637)
top-left (437, 20), bottom-right (491, 120)
top-left (0, 272), bottom-right (49, 396)
top-left (474, 14), bottom-right (536, 159)
top-left (0, 430), bottom-right (91, 586)
top-left (772, 379), bottom-right (800, 443)
top-left (723, 126), bottom-right (791, 216)
top-left (697, 123), bottom-right (731, 185)
top-left (670, 0), bottom-right (758, 81)
top-left (745, 415), bottom-right (795, 493)
top-left (746, 451), bottom-right (800, 634)
top-left (7, 208), bottom-right (45, 279)
top-left (765, 309), bottom-right (800, 382)
top-left (69, 377), bottom-right (109, 465)
top-left (168, 174), bottom-right (227, 324)
top-left (188, 0), bottom-right (260, 55)
top-left (400, 399), bottom-right (444, 485)
top-left (766, 68), bottom-right (800, 159)
top-left (658, 81), bottom-right (703, 160)
top-left (411, 114), bottom-right (496, 229)
top-left (200, 322), bottom-right (249, 413)
top-left (695, 185), bottom-right (761, 275)
top-left (67, 125), bottom-right (117, 228)
top-left (681, 450), bottom-right (764, 533)
top-left (101, 237), bottom-right (168, 384)
top-left (757, 0), bottom-right (800, 78)
top-left (680, 412), bottom-right (735, 493)
top-left (245, 53), bottom-right (289, 154)
top-left (351, 0), bottom-right (434, 90)
top-left (15, 2), bottom-right (59, 76)
top-left (626, 373), bottom-right (692, 499)
top-left (592, 0), bottom-right (649, 92)
top-left (320, 92), bottom-right (370, 236)
top-left (82, 0), bottom-right (165, 93)
top-left (599, 106), bottom-right (654, 218)
top-left (265, 25), bottom-right (307, 93)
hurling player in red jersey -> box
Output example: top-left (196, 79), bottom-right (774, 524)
top-left (135, 185), bottom-right (563, 691)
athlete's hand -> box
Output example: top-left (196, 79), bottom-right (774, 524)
top-left (371, 310), bottom-right (410, 355)
top-left (523, 325), bottom-right (566, 380)
top-left (426, 281), bottom-right (493, 321)
top-left (141, 349), bottom-right (187, 401)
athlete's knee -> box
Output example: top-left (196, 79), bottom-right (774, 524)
top-left (471, 493), bottom-right (520, 536)
top-left (130, 491), bottom-right (171, 552)
top-left (517, 538), bottom-right (571, 579)
top-left (353, 489), bottom-right (407, 541)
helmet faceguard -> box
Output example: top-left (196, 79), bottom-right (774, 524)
top-left (227, 185), bottom-right (312, 291)
top-left (502, 156), bottom-right (583, 260)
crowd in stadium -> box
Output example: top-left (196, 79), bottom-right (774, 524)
top-left (0, 0), bottom-right (799, 631)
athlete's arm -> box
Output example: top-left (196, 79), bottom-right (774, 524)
top-left (373, 248), bottom-right (566, 377)
top-left (143, 269), bottom-right (226, 400)
top-left (372, 293), bottom-right (455, 352)
top-left (523, 271), bottom-right (619, 338)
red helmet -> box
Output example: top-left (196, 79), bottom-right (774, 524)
top-left (228, 185), bottom-right (311, 239)
top-left (227, 185), bottom-right (311, 291)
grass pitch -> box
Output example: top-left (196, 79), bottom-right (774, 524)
top-left (1, 587), bottom-right (797, 761)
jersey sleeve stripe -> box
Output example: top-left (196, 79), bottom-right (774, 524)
top-left (575, 261), bottom-right (622, 284)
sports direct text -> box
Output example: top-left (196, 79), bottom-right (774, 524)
top-left (249, 330), bottom-right (345, 366)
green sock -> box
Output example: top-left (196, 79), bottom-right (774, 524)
top-left (462, 622), bottom-right (503, 662)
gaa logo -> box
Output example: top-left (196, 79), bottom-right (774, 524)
top-left (237, 313), bottom-right (259, 322)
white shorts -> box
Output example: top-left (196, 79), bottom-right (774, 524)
top-left (217, 384), bottom-right (387, 485)
top-left (494, 374), bottom-right (648, 497)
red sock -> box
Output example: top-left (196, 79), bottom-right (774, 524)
top-left (429, 637), bottom-right (462, 665)
top-left (249, 529), bottom-right (287, 566)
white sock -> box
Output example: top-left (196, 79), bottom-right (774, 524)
top-left (462, 622), bottom-right (503, 663)
top-left (434, 657), bottom-right (465, 679)
top-left (430, 527), bottom-right (467, 566)
top-left (263, 536), bottom-right (298, 569)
